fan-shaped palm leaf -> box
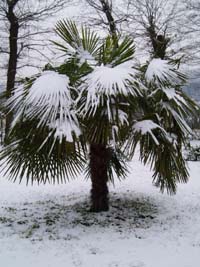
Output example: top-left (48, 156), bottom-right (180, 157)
top-left (0, 120), bottom-right (86, 184)
top-left (8, 71), bottom-right (81, 144)
top-left (54, 20), bottom-right (100, 64)
top-left (145, 58), bottom-right (186, 87)
top-left (98, 35), bottom-right (136, 67)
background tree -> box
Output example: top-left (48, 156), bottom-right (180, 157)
top-left (81, 0), bottom-right (190, 61)
top-left (122, 0), bottom-right (179, 55)
top-left (80, 0), bottom-right (129, 37)
top-left (85, 0), bottom-right (117, 36)
top-left (0, 20), bottom-right (196, 212)
top-left (0, 0), bottom-right (73, 135)
top-left (177, 0), bottom-right (200, 65)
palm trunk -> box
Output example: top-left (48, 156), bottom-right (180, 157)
top-left (89, 143), bottom-right (110, 212)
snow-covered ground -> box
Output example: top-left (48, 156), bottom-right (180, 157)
top-left (0, 152), bottom-right (200, 267)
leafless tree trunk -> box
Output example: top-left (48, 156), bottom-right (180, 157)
top-left (84, 0), bottom-right (120, 36)
top-left (83, 0), bottom-right (182, 59)
top-left (176, 0), bottom-right (200, 65)
top-left (5, 0), bottom-right (19, 136)
top-left (123, 0), bottom-right (179, 58)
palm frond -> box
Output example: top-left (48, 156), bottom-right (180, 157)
top-left (107, 147), bottom-right (129, 183)
top-left (8, 71), bottom-right (81, 144)
top-left (55, 20), bottom-right (81, 49)
top-left (98, 35), bottom-right (135, 67)
top-left (124, 117), bottom-right (189, 194)
top-left (54, 20), bottom-right (100, 63)
top-left (152, 145), bottom-right (189, 194)
top-left (0, 120), bottom-right (86, 184)
top-left (77, 63), bottom-right (142, 120)
top-left (57, 58), bottom-right (92, 85)
top-left (122, 57), bottom-right (197, 194)
top-left (145, 58), bottom-right (186, 87)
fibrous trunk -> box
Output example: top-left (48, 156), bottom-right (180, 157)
top-left (90, 143), bottom-right (110, 212)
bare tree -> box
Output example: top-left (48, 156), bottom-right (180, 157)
top-left (82, 0), bottom-right (116, 36)
top-left (0, 0), bottom-right (73, 135)
top-left (82, 0), bottom-right (184, 60)
top-left (81, 0), bottom-right (131, 37)
top-left (120, 0), bottom-right (182, 59)
top-left (176, 0), bottom-right (200, 65)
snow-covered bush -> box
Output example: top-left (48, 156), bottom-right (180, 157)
top-left (185, 144), bottom-right (200, 161)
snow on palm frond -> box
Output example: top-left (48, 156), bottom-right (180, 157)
top-left (7, 84), bottom-right (24, 109)
top-left (124, 115), bottom-right (190, 194)
top-left (83, 63), bottom-right (139, 96)
top-left (163, 88), bottom-right (186, 103)
top-left (9, 71), bottom-right (81, 143)
top-left (145, 58), bottom-right (185, 85)
top-left (133, 120), bottom-right (167, 145)
top-left (2, 71), bottom-right (85, 183)
top-left (77, 47), bottom-right (96, 65)
top-left (161, 102), bottom-right (193, 136)
top-left (78, 63), bottom-right (141, 118)
top-left (162, 87), bottom-right (197, 115)
top-left (162, 87), bottom-right (193, 116)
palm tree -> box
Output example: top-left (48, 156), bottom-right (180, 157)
top-left (0, 20), bottom-right (197, 212)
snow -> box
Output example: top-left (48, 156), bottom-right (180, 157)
top-left (1, 2), bottom-right (200, 265)
top-left (78, 63), bottom-right (140, 117)
top-left (82, 63), bottom-right (138, 97)
top-left (0, 151), bottom-right (200, 267)
top-left (145, 58), bottom-right (179, 84)
top-left (77, 47), bottom-right (96, 65)
top-left (163, 88), bottom-right (188, 107)
top-left (9, 71), bottom-right (81, 143)
top-left (133, 120), bottom-right (166, 145)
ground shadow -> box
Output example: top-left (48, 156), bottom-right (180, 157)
top-left (0, 191), bottom-right (158, 240)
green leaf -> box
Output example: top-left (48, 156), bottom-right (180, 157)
top-left (54, 20), bottom-right (100, 60)
top-left (0, 120), bottom-right (86, 184)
